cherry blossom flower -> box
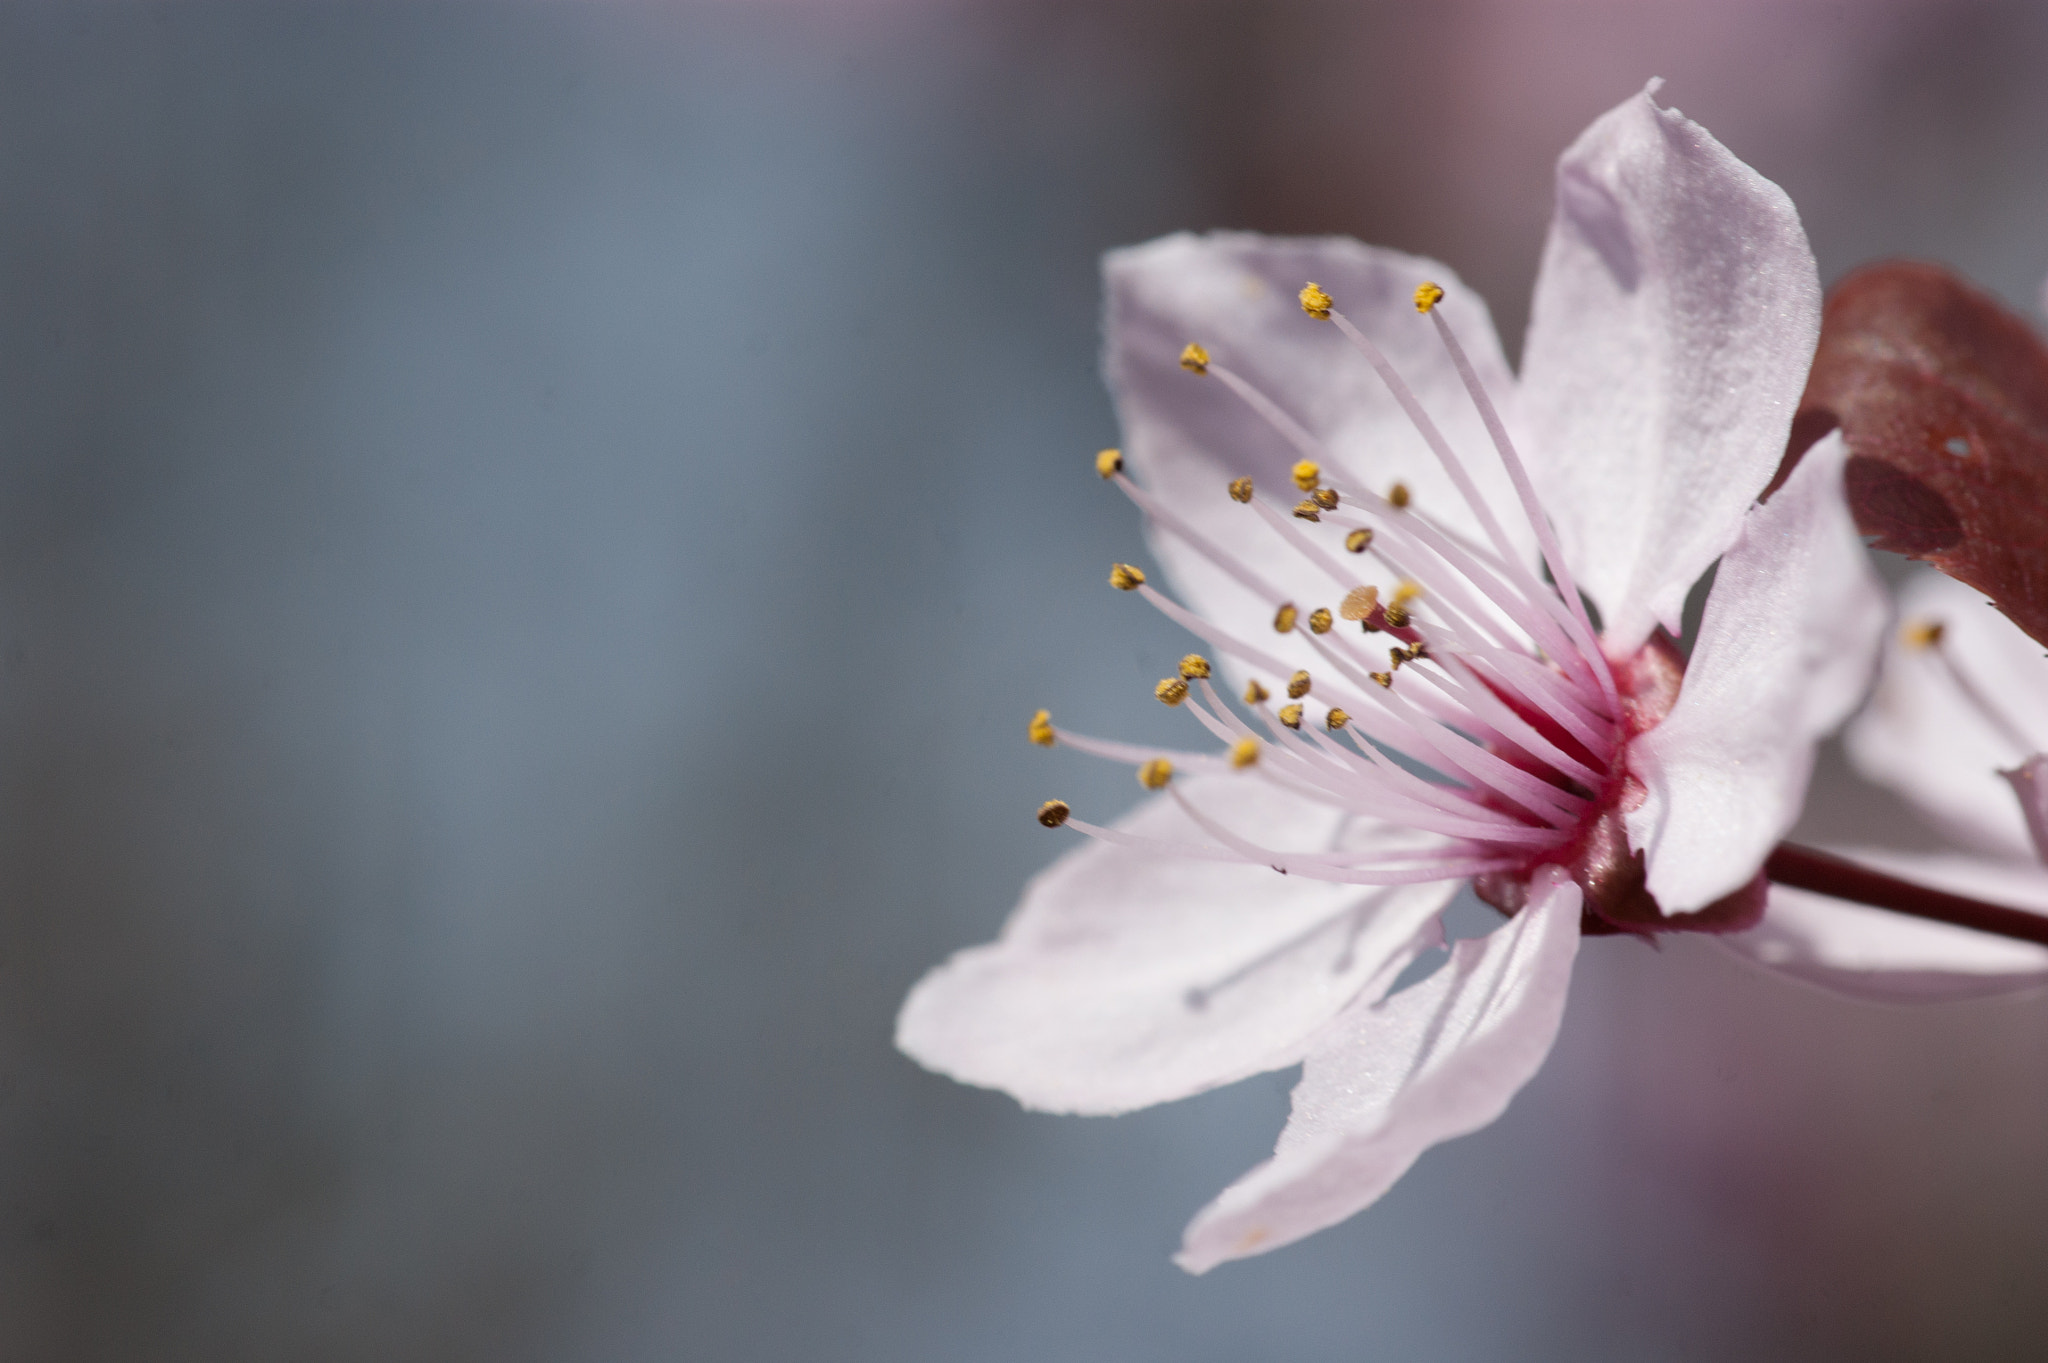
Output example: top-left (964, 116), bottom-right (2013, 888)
top-left (898, 84), bottom-right (1885, 1271)
top-left (1725, 568), bottom-right (2048, 1001)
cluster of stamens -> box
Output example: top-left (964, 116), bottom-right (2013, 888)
top-left (1031, 277), bottom-right (1628, 909)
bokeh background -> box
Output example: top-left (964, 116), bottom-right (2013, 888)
top-left (0, 1), bottom-right (2045, 1358)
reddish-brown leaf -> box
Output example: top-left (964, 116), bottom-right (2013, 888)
top-left (1787, 261), bottom-right (2048, 647)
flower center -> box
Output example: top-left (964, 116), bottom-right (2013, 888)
top-left (1034, 277), bottom-right (1756, 989)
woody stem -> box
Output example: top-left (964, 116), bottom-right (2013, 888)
top-left (1766, 842), bottom-right (2048, 949)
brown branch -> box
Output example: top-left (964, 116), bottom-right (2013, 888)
top-left (1766, 843), bottom-right (2048, 949)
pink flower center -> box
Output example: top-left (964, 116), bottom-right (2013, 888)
top-left (1041, 280), bottom-right (1761, 946)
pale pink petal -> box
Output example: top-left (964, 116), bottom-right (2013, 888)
top-left (1848, 568), bottom-right (2046, 860)
top-left (1626, 432), bottom-right (1883, 911)
top-left (1724, 848), bottom-right (2048, 1002)
top-left (2003, 756), bottom-right (2048, 865)
top-left (1174, 868), bottom-right (1581, 1272)
top-left (1103, 233), bottom-right (1533, 685)
top-left (895, 773), bottom-right (1457, 1116)
top-left (1519, 82), bottom-right (1821, 652)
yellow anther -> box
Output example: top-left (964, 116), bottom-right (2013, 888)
top-left (1155, 677), bottom-right (1190, 707)
top-left (1325, 708), bottom-right (1351, 732)
top-left (1278, 703), bottom-right (1304, 729)
top-left (1179, 343), bottom-right (1210, 374)
top-left (1287, 670), bottom-right (1312, 700)
top-left (1244, 679), bottom-right (1270, 704)
top-left (1178, 654), bottom-right (1212, 680)
top-left (1387, 481), bottom-right (1411, 509)
top-left (1345, 528), bottom-right (1373, 554)
top-left (1037, 799), bottom-right (1072, 828)
top-left (1138, 757), bottom-right (1175, 790)
top-left (1902, 618), bottom-right (1946, 651)
top-left (1383, 604), bottom-right (1410, 629)
top-left (1292, 460), bottom-right (1321, 491)
top-left (1311, 487), bottom-right (1339, 511)
top-left (1299, 282), bottom-right (1333, 320)
top-left (1273, 603), bottom-right (1298, 633)
top-left (1308, 607), bottom-right (1333, 635)
top-left (1231, 735), bottom-right (1262, 769)
top-left (1414, 281), bottom-right (1444, 314)
top-left (1392, 579), bottom-right (1423, 606)
top-left (1095, 448), bottom-right (1124, 478)
top-left (1110, 563), bottom-right (1147, 591)
top-left (1370, 671), bottom-right (1393, 688)
top-left (1028, 709), bottom-right (1056, 748)
top-left (1293, 500), bottom-right (1322, 522)
top-left (1389, 646), bottom-right (1408, 672)
top-left (1340, 584), bottom-right (1380, 621)
top-left (1228, 477), bottom-right (1254, 503)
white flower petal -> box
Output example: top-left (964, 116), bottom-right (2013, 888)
top-left (1627, 432), bottom-right (1883, 912)
top-left (1848, 568), bottom-right (2047, 860)
top-left (1724, 848), bottom-right (2048, 1002)
top-left (1519, 82), bottom-right (1821, 652)
top-left (1103, 232), bottom-right (1532, 682)
top-left (895, 773), bottom-right (1457, 1116)
top-left (1174, 867), bottom-right (1581, 1273)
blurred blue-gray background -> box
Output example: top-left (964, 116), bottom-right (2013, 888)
top-left (1, 2), bottom-right (2046, 1358)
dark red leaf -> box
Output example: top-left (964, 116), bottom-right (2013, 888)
top-left (1787, 260), bottom-right (2048, 647)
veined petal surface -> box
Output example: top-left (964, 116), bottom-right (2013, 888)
top-left (1726, 848), bottom-right (2048, 1002)
top-left (1519, 83), bottom-right (1821, 651)
top-left (896, 774), bottom-right (1457, 1116)
top-left (1175, 868), bottom-right (1581, 1273)
top-left (1627, 432), bottom-right (1883, 912)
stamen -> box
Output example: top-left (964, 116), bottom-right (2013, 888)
top-left (1345, 528), bottom-right (1373, 554)
top-left (1279, 704), bottom-right (1304, 729)
top-left (1138, 584), bottom-right (1303, 681)
top-left (1299, 282), bottom-right (1333, 320)
top-left (1179, 654), bottom-right (1213, 680)
top-left (1387, 481), bottom-right (1411, 509)
top-left (1094, 448), bottom-right (1123, 478)
top-left (1156, 677), bottom-right (1190, 706)
top-left (1037, 799), bottom-right (1071, 828)
top-left (1901, 619), bottom-right (1944, 651)
top-left (1028, 709), bottom-right (1056, 748)
top-left (1312, 487), bottom-right (1340, 512)
top-left (1138, 757), bottom-right (1175, 790)
top-left (1110, 563), bottom-right (1146, 591)
top-left (1179, 343), bottom-right (1209, 374)
top-left (1327, 303), bottom-right (1606, 690)
top-left (1274, 603), bottom-right (1299, 634)
top-left (1326, 708), bottom-right (1351, 731)
top-left (1228, 477), bottom-right (1254, 503)
top-left (1913, 616), bottom-right (2039, 754)
top-left (1067, 813), bottom-right (1521, 884)
top-left (1287, 670), bottom-right (1313, 699)
top-left (1041, 726), bottom-right (1225, 770)
top-left (1308, 607), bottom-right (1334, 634)
top-left (1421, 300), bottom-right (1615, 710)
top-left (1245, 679), bottom-right (1270, 704)
top-left (1232, 735), bottom-right (1262, 768)
top-left (1166, 788), bottom-right (1514, 880)
top-left (1112, 473), bottom-right (1293, 608)
top-left (1293, 500), bottom-right (1323, 522)
top-left (1293, 460), bottom-right (1322, 491)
